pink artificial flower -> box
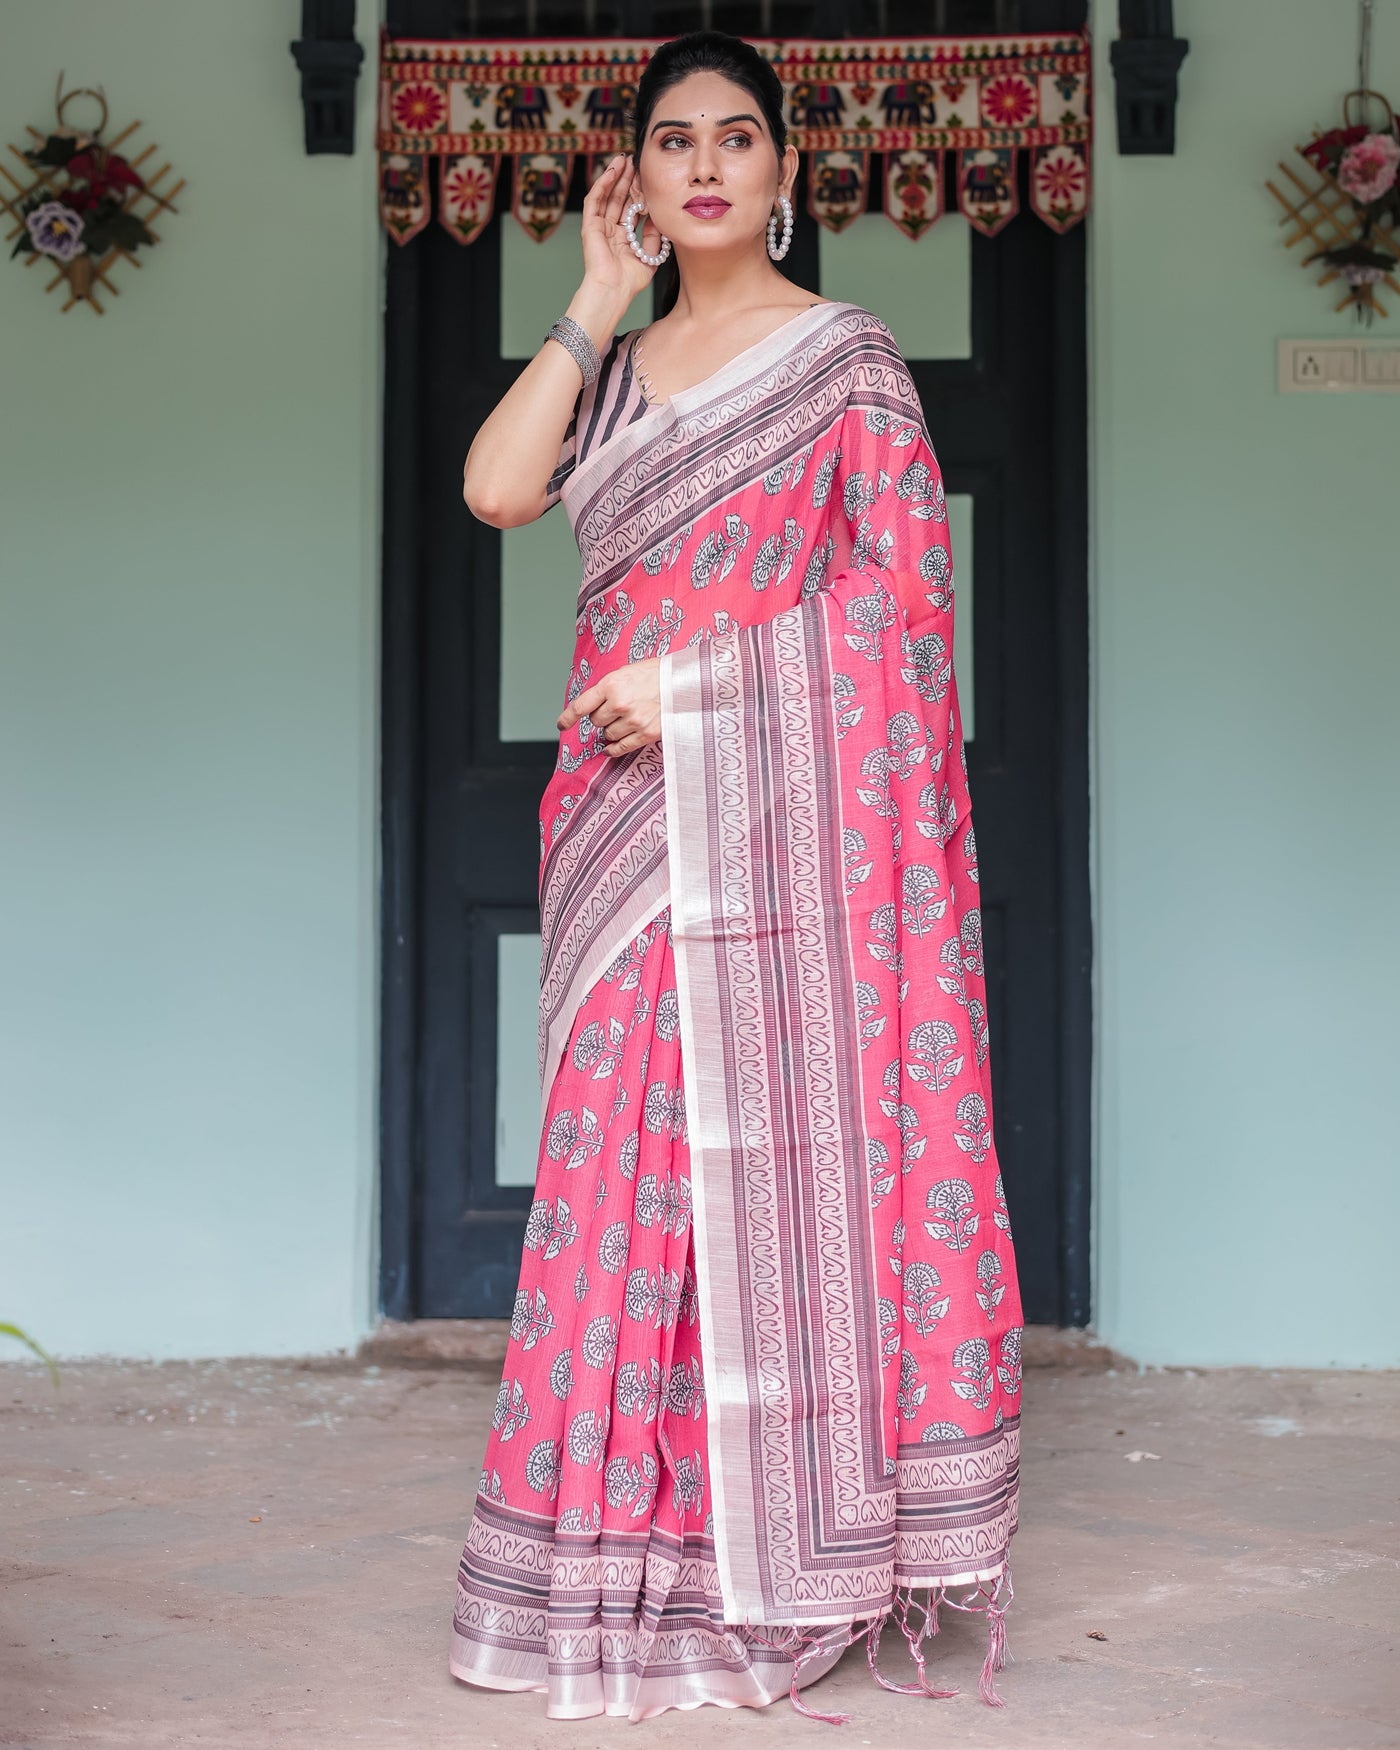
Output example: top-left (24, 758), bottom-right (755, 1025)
top-left (1336, 131), bottom-right (1400, 203)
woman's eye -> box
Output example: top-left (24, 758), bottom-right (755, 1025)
top-left (658, 131), bottom-right (753, 149)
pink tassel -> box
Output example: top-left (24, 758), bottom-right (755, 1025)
top-left (865, 1613), bottom-right (925, 1695)
top-left (747, 1624), bottom-right (852, 1726)
top-left (940, 1567), bottom-right (1013, 1708)
top-left (866, 1588), bottom-right (959, 1698)
top-left (978, 1599), bottom-right (1008, 1708)
top-left (790, 1629), bottom-right (852, 1725)
top-left (789, 1681), bottom-right (852, 1724)
top-left (743, 1569), bottom-right (1011, 1724)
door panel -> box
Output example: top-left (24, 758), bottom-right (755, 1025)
top-left (500, 511), bottom-right (582, 743)
top-left (500, 214), bottom-right (652, 358)
top-left (946, 493), bottom-right (975, 740)
top-left (381, 0), bottom-right (1091, 1328)
top-left (817, 213), bottom-right (973, 361)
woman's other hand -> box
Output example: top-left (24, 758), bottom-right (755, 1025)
top-left (580, 156), bottom-right (662, 306)
top-left (557, 657), bottom-right (662, 757)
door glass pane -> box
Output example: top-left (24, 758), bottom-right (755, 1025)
top-left (500, 510), bottom-right (579, 741)
top-left (948, 492), bottom-right (974, 741)
top-left (496, 932), bottom-right (542, 1187)
top-left (500, 212), bottom-right (651, 358)
top-left (818, 212), bottom-right (971, 360)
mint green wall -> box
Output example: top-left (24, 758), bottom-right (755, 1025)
top-left (3, 1), bottom-right (1394, 1371)
top-left (1089, 0), bottom-right (1400, 1366)
top-left (0, 3), bottom-right (381, 1358)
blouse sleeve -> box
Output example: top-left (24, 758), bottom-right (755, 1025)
top-left (542, 395), bottom-right (581, 511)
top-left (542, 331), bottom-right (629, 512)
top-left (832, 315), bottom-right (954, 640)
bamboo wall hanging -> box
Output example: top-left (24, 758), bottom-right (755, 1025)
top-left (1266, 3), bottom-right (1400, 323)
top-left (2, 74), bottom-right (184, 314)
top-left (1267, 93), bottom-right (1400, 323)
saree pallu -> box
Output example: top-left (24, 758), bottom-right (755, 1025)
top-left (451, 303), bottom-right (1023, 1723)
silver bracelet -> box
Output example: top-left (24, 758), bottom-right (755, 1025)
top-left (545, 314), bottom-right (601, 387)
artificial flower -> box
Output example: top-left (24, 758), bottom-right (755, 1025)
top-left (59, 183), bottom-right (97, 215)
top-left (65, 148), bottom-right (145, 201)
top-left (1336, 131), bottom-right (1400, 203)
top-left (25, 200), bottom-right (86, 261)
top-left (1300, 123), bottom-right (1368, 169)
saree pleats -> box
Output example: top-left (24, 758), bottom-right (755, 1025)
top-left (451, 912), bottom-right (850, 1718)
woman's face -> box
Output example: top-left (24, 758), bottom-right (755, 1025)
top-left (634, 70), bottom-right (798, 256)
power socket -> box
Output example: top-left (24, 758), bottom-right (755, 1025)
top-left (1279, 338), bottom-right (1400, 391)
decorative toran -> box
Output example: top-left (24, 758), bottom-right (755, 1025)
top-left (377, 30), bottom-right (1092, 248)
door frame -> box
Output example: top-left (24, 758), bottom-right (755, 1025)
top-left (376, 121), bottom-right (1093, 1336)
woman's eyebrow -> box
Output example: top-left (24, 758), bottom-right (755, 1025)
top-left (648, 112), bottom-right (762, 135)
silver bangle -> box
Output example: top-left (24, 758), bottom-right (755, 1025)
top-left (545, 315), bottom-right (601, 387)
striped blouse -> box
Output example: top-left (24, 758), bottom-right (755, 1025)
top-left (545, 332), bottom-right (649, 511)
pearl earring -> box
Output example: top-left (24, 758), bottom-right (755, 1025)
top-left (767, 194), bottom-right (794, 262)
top-left (624, 198), bottom-right (672, 267)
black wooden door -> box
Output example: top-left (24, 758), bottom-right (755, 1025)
top-left (381, 0), bottom-right (1091, 1328)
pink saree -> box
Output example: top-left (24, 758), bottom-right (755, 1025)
top-left (450, 302), bottom-right (1023, 1723)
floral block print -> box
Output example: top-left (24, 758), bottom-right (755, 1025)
top-left (454, 303), bottom-right (1021, 1724)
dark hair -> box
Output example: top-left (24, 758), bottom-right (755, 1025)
top-left (631, 31), bottom-right (787, 164)
top-left (631, 31), bottom-right (789, 314)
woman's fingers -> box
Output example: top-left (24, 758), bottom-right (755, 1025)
top-left (557, 688), bottom-right (633, 733)
top-left (582, 157), bottom-right (625, 241)
top-left (606, 729), bottom-right (653, 758)
top-left (558, 659), bottom-right (662, 738)
top-left (557, 682), bottom-right (606, 730)
top-left (581, 166), bottom-right (604, 219)
top-left (602, 159), bottom-right (634, 227)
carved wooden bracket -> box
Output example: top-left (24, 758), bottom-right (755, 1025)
top-left (290, 0), bottom-right (365, 156)
top-left (1110, 0), bottom-right (1189, 155)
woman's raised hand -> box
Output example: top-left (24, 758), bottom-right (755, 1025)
top-left (557, 657), bottom-right (662, 758)
top-left (580, 155), bottom-right (661, 306)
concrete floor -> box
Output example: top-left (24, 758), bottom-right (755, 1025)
top-left (2, 1346), bottom-right (1397, 1749)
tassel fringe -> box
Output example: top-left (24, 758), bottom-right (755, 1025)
top-left (866, 1589), bottom-right (960, 1698)
top-left (745, 1564), bottom-right (1013, 1725)
top-left (746, 1622), bottom-right (863, 1724)
top-left (939, 1568), bottom-right (1015, 1708)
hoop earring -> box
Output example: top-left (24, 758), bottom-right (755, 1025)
top-left (767, 194), bottom-right (794, 262)
top-left (624, 198), bottom-right (672, 267)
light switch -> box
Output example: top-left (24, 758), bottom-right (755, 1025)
top-left (1361, 346), bottom-right (1400, 384)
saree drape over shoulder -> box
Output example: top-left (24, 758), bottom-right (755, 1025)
top-left (451, 303), bottom-right (1023, 1724)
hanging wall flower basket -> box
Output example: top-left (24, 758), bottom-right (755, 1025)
top-left (0, 74), bottom-right (184, 314)
top-left (1267, 89), bottom-right (1400, 324)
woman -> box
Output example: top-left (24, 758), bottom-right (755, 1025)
top-left (450, 30), bottom-right (1023, 1725)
